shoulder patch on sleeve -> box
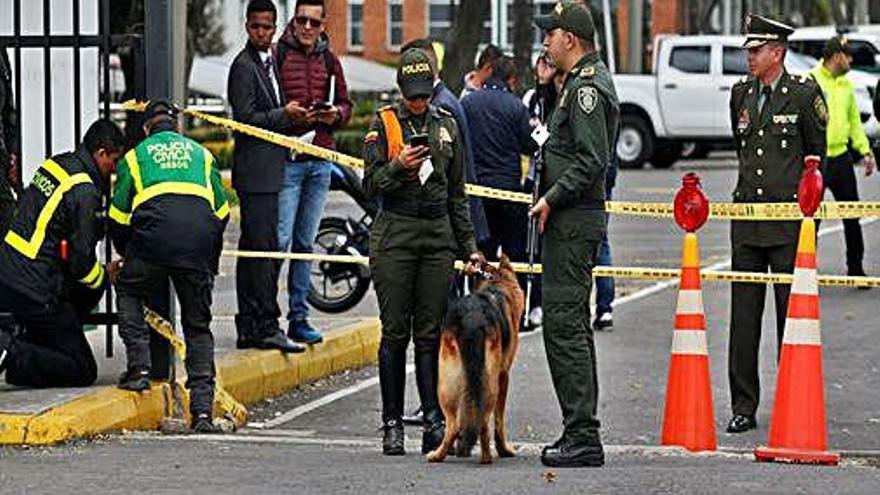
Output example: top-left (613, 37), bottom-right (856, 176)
top-left (813, 95), bottom-right (828, 124)
top-left (577, 86), bottom-right (598, 114)
top-left (579, 66), bottom-right (596, 78)
top-left (364, 130), bottom-right (379, 144)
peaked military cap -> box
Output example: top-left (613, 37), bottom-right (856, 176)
top-left (743, 14), bottom-right (794, 48)
top-left (397, 48), bottom-right (434, 100)
top-left (534, 1), bottom-right (595, 41)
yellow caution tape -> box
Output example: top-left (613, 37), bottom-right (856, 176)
top-left (122, 100), bottom-right (880, 221)
top-left (222, 250), bottom-right (880, 288)
top-left (607, 201), bottom-right (880, 221)
top-left (144, 307), bottom-right (248, 426)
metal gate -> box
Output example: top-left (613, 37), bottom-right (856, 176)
top-left (1, 0), bottom-right (117, 358)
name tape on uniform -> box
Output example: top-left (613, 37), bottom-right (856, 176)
top-left (122, 100), bottom-right (880, 221)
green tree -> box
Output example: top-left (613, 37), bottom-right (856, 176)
top-left (440, 0), bottom-right (492, 95)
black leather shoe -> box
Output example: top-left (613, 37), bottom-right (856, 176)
top-left (726, 414), bottom-right (757, 433)
top-left (191, 413), bottom-right (222, 434)
top-left (541, 435), bottom-right (566, 456)
top-left (255, 332), bottom-right (305, 353)
top-left (382, 419), bottom-right (405, 455)
top-left (421, 420), bottom-right (445, 454)
top-left (118, 369), bottom-right (151, 391)
top-left (540, 439), bottom-right (604, 467)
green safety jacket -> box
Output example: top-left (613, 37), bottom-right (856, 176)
top-left (0, 146), bottom-right (106, 305)
top-left (810, 63), bottom-right (871, 158)
top-left (110, 131), bottom-right (229, 273)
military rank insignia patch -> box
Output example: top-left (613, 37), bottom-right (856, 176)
top-left (813, 95), bottom-right (828, 124)
top-left (364, 130), bottom-right (379, 144)
top-left (737, 108), bottom-right (750, 132)
top-left (578, 87), bottom-right (598, 114)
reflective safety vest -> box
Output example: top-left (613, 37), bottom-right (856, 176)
top-left (0, 147), bottom-right (106, 304)
top-left (109, 131), bottom-right (229, 225)
top-left (109, 131), bottom-right (229, 274)
top-left (379, 108), bottom-right (403, 160)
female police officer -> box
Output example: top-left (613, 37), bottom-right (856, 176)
top-left (363, 48), bottom-right (483, 456)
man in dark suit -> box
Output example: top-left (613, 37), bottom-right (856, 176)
top-left (726, 14), bottom-right (826, 433)
top-left (228, 0), bottom-right (302, 353)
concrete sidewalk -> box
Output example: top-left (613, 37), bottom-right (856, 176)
top-left (0, 316), bottom-right (381, 445)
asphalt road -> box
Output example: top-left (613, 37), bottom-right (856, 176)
top-left (3, 155), bottom-right (880, 493)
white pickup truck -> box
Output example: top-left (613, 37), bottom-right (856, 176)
top-left (614, 35), bottom-right (880, 169)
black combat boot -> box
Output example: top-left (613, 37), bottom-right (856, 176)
top-left (379, 343), bottom-right (407, 455)
top-left (415, 350), bottom-right (445, 454)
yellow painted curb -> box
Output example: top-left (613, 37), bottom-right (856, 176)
top-left (0, 318), bottom-right (381, 445)
top-left (0, 414), bottom-right (29, 444)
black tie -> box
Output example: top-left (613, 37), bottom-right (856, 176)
top-left (759, 85), bottom-right (772, 117)
top-left (264, 57), bottom-right (278, 103)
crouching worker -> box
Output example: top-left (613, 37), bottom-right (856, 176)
top-left (0, 120), bottom-right (125, 388)
top-left (110, 100), bottom-right (229, 433)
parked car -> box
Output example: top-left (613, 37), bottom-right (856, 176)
top-left (614, 35), bottom-right (880, 169)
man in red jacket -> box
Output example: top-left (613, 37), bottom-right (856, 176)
top-left (275, 0), bottom-right (351, 344)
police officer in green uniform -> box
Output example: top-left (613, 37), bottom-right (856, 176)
top-left (363, 48), bottom-right (483, 456)
top-left (110, 100), bottom-right (229, 433)
top-left (726, 15), bottom-right (826, 433)
top-left (531, 2), bottom-right (618, 468)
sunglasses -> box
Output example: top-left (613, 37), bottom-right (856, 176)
top-left (294, 16), bottom-right (323, 28)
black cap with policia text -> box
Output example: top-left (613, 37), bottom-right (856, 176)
top-left (397, 49), bottom-right (434, 100)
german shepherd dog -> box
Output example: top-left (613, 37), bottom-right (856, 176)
top-left (426, 255), bottom-right (525, 464)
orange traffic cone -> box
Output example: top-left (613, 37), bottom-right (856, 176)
top-left (754, 218), bottom-right (838, 465)
top-left (661, 232), bottom-right (716, 451)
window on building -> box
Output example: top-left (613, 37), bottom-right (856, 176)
top-left (388, 0), bottom-right (403, 48)
top-left (670, 46), bottom-right (711, 74)
top-left (349, 0), bottom-right (364, 50)
top-left (428, 0), bottom-right (455, 40)
top-left (722, 47), bottom-right (748, 75)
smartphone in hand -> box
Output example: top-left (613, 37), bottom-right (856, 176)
top-left (409, 133), bottom-right (429, 149)
top-left (311, 101), bottom-right (332, 111)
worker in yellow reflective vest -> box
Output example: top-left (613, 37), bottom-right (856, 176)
top-left (810, 36), bottom-right (876, 279)
top-left (0, 120), bottom-right (126, 388)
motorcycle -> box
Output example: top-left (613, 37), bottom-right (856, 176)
top-left (307, 162), bottom-right (378, 313)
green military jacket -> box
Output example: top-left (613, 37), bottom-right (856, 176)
top-left (362, 102), bottom-right (477, 257)
top-left (729, 70), bottom-right (826, 246)
top-left (540, 51), bottom-right (619, 240)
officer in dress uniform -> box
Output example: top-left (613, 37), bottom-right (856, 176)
top-left (726, 14), bottom-right (827, 433)
top-left (363, 48), bottom-right (483, 456)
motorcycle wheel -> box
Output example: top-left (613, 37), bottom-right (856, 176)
top-left (307, 217), bottom-right (371, 313)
